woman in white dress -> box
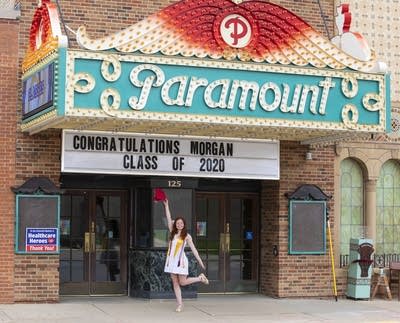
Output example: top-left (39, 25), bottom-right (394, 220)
top-left (162, 199), bottom-right (209, 312)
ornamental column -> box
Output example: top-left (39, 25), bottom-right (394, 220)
top-left (365, 179), bottom-right (377, 243)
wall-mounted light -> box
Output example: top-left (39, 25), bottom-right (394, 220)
top-left (305, 151), bottom-right (313, 160)
top-left (273, 245), bottom-right (278, 257)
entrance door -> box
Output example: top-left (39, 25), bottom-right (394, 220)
top-left (60, 190), bottom-right (128, 295)
top-left (196, 193), bottom-right (259, 293)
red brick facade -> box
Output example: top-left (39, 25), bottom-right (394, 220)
top-left (0, 18), bottom-right (18, 304)
top-left (14, 256), bottom-right (59, 302)
top-left (4, 0), bottom-right (337, 302)
top-left (261, 142), bottom-right (336, 297)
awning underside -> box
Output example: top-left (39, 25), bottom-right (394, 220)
top-left (21, 115), bottom-right (375, 146)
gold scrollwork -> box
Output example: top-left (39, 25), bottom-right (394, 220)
top-left (100, 88), bottom-right (121, 116)
top-left (341, 104), bottom-right (359, 129)
top-left (362, 93), bottom-right (382, 111)
top-left (341, 77), bottom-right (358, 98)
top-left (73, 73), bottom-right (95, 93)
top-left (101, 55), bottom-right (122, 82)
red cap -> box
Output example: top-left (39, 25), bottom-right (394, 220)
top-left (153, 188), bottom-right (167, 202)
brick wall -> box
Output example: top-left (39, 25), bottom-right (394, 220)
top-left (260, 180), bottom-right (280, 296)
top-left (260, 142), bottom-right (336, 297)
top-left (273, 0), bottom-right (334, 38)
top-left (13, 129), bottom-right (61, 302)
top-left (14, 256), bottom-right (59, 303)
top-left (0, 18), bottom-right (18, 304)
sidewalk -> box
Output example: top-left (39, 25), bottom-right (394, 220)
top-left (0, 294), bottom-right (400, 323)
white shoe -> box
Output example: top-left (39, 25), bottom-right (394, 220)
top-left (199, 273), bottom-right (209, 285)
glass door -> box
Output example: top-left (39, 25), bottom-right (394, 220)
top-left (60, 190), bottom-right (127, 295)
top-left (196, 192), bottom-right (259, 293)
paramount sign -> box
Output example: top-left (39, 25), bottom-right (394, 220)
top-left (64, 49), bottom-right (388, 132)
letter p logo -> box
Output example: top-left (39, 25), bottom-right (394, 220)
top-left (220, 14), bottom-right (252, 48)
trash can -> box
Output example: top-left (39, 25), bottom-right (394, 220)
top-left (346, 238), bottom-right (374, 299)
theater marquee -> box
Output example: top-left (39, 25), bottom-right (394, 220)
top-left (21, 0), bottom-right (391, 144)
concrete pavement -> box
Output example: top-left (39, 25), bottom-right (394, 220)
top-left (0, 295), bottom-right (400, 323)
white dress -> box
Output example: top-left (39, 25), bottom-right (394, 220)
top-left (164, 235), bottom-right (188, 275)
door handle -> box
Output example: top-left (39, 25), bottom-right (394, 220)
top-left (219, 233), bottom-right (230, 253)
top-left (225, 233), bottom-right (230, 253)
top-left (84, 232), bottom-right (90, 253)
top-left (225, 222), bottom-right (230, 253)
top-left (91, 232), bottom-right (96, 252)
top-left (220, 233), bottom-right (226, 253)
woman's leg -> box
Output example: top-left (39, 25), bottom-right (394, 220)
top-left (177, 274), bottom-right (202, 286)
top-left (170, 274), bottom-right (183, 307)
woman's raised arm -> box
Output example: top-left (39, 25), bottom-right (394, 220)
top-left (162, 199), bottom-right (173, 233)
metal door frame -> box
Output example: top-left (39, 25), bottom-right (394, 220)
top-left (196, 192), bottom-right (259, 293)
top-left (59, 189), bottom-right (128, 295)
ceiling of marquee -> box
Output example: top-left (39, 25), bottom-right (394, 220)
top-left (21, 115), bottom-right (372, 146)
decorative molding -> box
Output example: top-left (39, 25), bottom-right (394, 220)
top-left (76, 0), bottom-right (379, 72)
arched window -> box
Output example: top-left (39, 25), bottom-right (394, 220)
top-left (340, 158), bottom-right (364, 256)
top-left (376, 160), bottom-right (400, 255)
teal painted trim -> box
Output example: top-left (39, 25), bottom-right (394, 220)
top-left (15, 195), bottom-right (19, 254)
top-left (386, 73), bottom-right (391, 133)
top-left (56, 48), bottom-right (67, 116)
top-left (14, 194), bottom-right (60, 255)
top-left (21, 106), bottom-right (56, 124)
top-left (288, 200), bottom-right (326, 255)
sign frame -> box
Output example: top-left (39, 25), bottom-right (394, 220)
top-left (15, 194), bottom-right (60, 254)
top-left (63, 49), bottom-right (388, 133)
top-left (289, 200), bottom-right (327, 255)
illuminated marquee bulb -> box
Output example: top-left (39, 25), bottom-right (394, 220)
top-left (129, 64), bottom-right (165, 110)
top-left (341, 104), bottom-right (359, 129)
top-left (341, 77), bottom-right (358, 98)
top-left (100, 88), bottom-right (121, 116)
top-left (73, 73), bottom-right (95, 93)
top-left (161, 76), bottom-right (188, 106)
top-left (101, 55), bottom-right (122, 82)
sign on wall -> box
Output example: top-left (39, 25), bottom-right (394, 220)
top-left (15, 195), bottom-right (60, 254)
top-left (21, 62), bottom-right (54, 119)
top-left (61, 130), bottom-right (280, 179)
top-left (26, 228), bottom-right (58, 252)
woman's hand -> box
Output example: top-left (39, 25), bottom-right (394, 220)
top-left (162, 198), bottom-right (169, 207)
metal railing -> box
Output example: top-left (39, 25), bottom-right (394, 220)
top-left (340, 253), bottom-right (400, 268)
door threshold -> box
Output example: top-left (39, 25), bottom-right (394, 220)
top-left (60, 294), bottom-right (127, 297)
top-left (198, 292), bottom-right (259, 295)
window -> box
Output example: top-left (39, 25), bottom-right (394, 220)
top-left (340, 158), bottom-right (364, 256)
top-left (376, 160), bottom-right (400, 255)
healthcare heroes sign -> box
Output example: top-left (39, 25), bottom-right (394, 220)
top-left (25, 228), bottom-right (58, 252)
